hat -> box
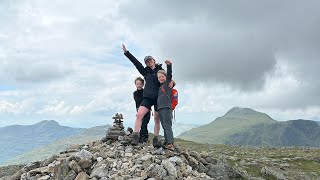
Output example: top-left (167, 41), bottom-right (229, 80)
top-left (144, 55), bottom-right (154, 62)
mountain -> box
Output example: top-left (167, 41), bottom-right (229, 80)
top-left (225, 119), bottom-right (320, 147)
top-left (0, 120), bottom-right (83, 164)
top-left (178, 107), bottom-right (276, 144)
top-left (2, 125), bottom-right (110, 166)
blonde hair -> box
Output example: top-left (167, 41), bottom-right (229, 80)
top-left (157, 70), bottom-right (167, 76)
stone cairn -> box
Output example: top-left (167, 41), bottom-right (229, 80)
top-left (102, 113), bottom-right (133, 145)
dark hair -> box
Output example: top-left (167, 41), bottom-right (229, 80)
top-left (134, 77), bottom-right (144, 85)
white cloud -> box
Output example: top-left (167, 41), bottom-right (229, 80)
top-left (1, 1), bottom-right (320, 128)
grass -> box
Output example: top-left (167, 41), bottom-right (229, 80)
top-left (174, 138), bottom-right (320, 179)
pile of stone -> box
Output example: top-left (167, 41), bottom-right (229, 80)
top-left (102, 113), bottom-right (133, 145)
top-left (8, 113), bottom-right (246, 180)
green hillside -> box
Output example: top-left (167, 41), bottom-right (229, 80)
top-left (2, 125), bottom-right (109, 166)
top-left (226, 119), bottom-right (320, 147)
top-left (178, 107), bottom-right (276, 144)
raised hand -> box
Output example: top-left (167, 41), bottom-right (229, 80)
top-left (165, 60), bottom-right (171, 65)
top-left (122, 44), bottom-right (128, 53)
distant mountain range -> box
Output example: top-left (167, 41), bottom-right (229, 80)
top-left (179, 107), bottom-right (320, 147)
top-left (0, 120), bottom-right (197, 166)
top-left (0, 120), bottom-right (84, 164)
top-left (225, 119), bottom-right (320, 146)
top-left (0, 120), bottom-right (110, 165)
top-left (2, 124), bottom-right (110, 166)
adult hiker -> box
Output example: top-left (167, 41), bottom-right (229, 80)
top-left (122, 44), bottom-right (164, 146)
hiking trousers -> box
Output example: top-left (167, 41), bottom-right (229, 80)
top-left (158, 108), bottom-right (174, 144)
top-left (140, 111), bottom-right (151, 139)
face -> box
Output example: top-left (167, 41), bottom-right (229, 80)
top-left (157, 73), bottom-right (166, 84)
top-left (145, 59), bottom-right (155, 68)
top-left (135, 80), bottom-right (144, 90)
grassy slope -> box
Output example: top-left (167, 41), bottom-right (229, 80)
top-left (178, 108), bottom-right (276, 144)
top-left (175, 138), bottom-right (320, 179)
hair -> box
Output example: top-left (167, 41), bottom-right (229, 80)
top-left (134, 77), bottom-right (144, 85)
top-left (172, 80), bottom-right (176, 88)
top-left (157, 70), bottom-right (167, 76)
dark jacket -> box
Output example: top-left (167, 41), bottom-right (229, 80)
top-left (133, 89), bottom-right (144, 109)
top-left (125, 51), bottom-right (163, 99)
top-left (157, 64), bottom-right (172, 110)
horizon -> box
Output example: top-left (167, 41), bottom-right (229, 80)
top-left (1, 107), bottom-right (319, 129)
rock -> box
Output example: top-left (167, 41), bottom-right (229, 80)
top-left (190, 151), bottom-right (202, 161)
top-left (68, 160), bottom-right (82, 173)
top-left (198, 162), bottom-right (208, 173)
top-left (97, 157), bottom-right (104, 162)
top-left (147, 164), bottom-right (168, 179)
top-left (125, 152), bottom-right (133, 157)
top-left (313, 157), bottom-right (320, 163)
top-left (41, 155), bottom-right (58, 167)
top-left (169, 156), bottom-right (183, 166)
top-left (162, 160), bottom-right (177, 178)
top-left (53, 160), bottom-right (70, 179)
top-left (205, 156), bottom-right (218, 165)
top-left (261, 166), bottom-right (287, 180)
top-left (23, 162), bottom-right (41, 171)
top-left (206, 164), bottom-right (228, 179)
top-left (279, 163), bottom-right (290, 170)
top-left (187, 156), bottom-right (199, 171)
top-left (90, 163), bottom-right (110, 179)
top-left (78, 159), bottom-right (93, 169)
top-left (10, 169), bottom-right (25, 180)
top-left (38, 175), bottom-right (51, 180)
top-left (75, 172), bottom-right (90, 180)
top-left (75, 149), bottom-right (93, 161)
top-left (29, 166), bottom-right (55, 174)
top-left (64, 170), bottom-right (77, 180)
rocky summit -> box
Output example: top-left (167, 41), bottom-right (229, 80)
top-left (3, 113), bottom-right (244, 180)
top-left (5, 135), bottom-right (245, 180)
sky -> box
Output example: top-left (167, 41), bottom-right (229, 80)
top-left (1, 0), bottom-right (320, 128)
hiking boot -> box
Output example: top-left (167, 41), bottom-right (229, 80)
top-left (153, 137), bottom-right (160, 148)
top-left (139, 136), bottom-right (148, 143)
top-left (167, 143), bottom-right (175, 151)
top-left (131, 133), bottom-right (139, 146)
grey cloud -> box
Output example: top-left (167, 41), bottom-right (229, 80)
top-left (119, 0), bottom-right (320, 92)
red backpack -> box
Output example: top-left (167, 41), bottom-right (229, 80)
top-left (171, 89), bottom-right (178, 110)
top-left (161, 86), bottom-right (178, 110)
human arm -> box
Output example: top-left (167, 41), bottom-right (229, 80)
top-left (122, 44), bottom-right (146, 76)
top-left (165, 60), bottom-right (172, 82)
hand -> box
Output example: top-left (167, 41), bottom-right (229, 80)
top-left (165, 60), bottom-right (171, 65)
top-left (122, 44), bottom-right (128, 53)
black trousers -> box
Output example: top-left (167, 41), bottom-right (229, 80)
top-left (139, 110), bottom-right (151, 138)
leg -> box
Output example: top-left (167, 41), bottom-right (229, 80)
top-left (162, 109), bottom-right (174, 144)
top-left (153, 111), bottom-right (161, 136)
top-left (159, 109), bottom-right (168, 146)
top-left (140, 111), bottom-right (150, 142)
top-left (134, 106), bottom-right (149, 133)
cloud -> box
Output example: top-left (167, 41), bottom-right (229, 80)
top-left (1, 0), bottom-right (320, 127)
top-left (118, 0), bottom-right (320, 91)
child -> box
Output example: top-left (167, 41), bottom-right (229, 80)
top-left (157, 60), bottom-right (175, 151)
top-left (133, 77), bottom-right (151, 143)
